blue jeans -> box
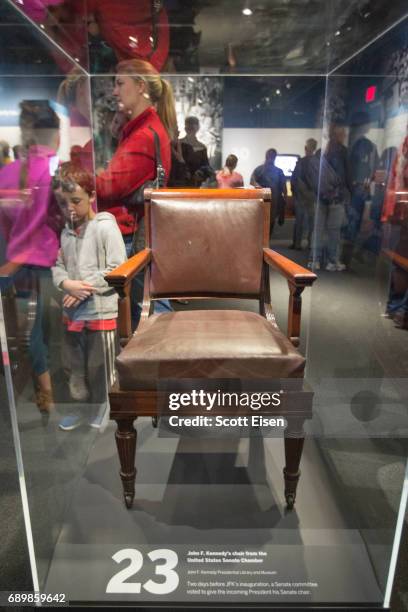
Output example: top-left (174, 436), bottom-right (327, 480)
top-left (293, 197), bottom-right (314, 247)
top-left (365, 189), bottom-right (385, 254)
top-left (123, 235), bottom-right (172, 329)
top-left (12, 266), bottom-right (51, 376)
top-left (312, 201), bottom-right (345, 264)
top-left (343, 186), bottom-right (367, 244)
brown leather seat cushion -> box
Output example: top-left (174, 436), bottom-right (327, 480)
top-left (116, 310), bottom-right (305, 390)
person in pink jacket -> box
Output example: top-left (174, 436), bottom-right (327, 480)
top-left (216, 154), bottom-right (244, 188)
top-left (0, 100), bottom-right (61, 413)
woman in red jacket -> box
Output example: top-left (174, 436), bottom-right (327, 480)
top-left (96, 58), bottom-right (175, 247)
top-left (96, 59), bottom-right (176, 324)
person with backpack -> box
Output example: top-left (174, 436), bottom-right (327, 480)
top-left (342, 113), bottom-right (379, 266)
top-left (304, 125), bottom-right (351, 271)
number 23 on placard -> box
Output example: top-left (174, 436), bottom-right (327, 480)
top-left (106, 548), bottom-right (179, 595)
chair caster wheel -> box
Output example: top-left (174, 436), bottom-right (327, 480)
top-left (285, 494), bottom-right (295, 509)
top-left (152, 416), bottom-right (158, 428)
top-left (124, 494), bottom-right (134, 509)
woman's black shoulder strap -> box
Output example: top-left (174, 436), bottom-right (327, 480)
top-left (148, 126), bottom-right (166, 187)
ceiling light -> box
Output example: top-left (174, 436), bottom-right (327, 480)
top-left (242, 8), bottom-right (253, 16)
top-left (276, 89), bottom-right (281, 95)
top-left (335, 30), bottom-right (341, 36)
top-left (359, 3), bottom-right (372, 19)
top-left (286, 44), bottom-right (303, 60)
top-left (286, 82), bottom-right (291, 89)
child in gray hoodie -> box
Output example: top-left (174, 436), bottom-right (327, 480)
top-left (52, 164), bottom-right (126, 430)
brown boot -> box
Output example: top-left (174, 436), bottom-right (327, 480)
top-left (35, 371), bottom-right (55, 413)
top-left (35, 389), bottom-right (55, 413)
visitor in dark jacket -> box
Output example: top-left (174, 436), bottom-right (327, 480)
top-left (306, 125), bottom-right (351, 271)
top-left (290, 138), bottom-right (318, 250)
top-left (250, 148), bottom-right (286, 233)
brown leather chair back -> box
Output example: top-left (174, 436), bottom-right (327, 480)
top-left (145, 189), bottom-right (271, 298)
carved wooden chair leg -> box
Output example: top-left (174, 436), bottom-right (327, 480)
top-left (283, 418), bottom-right (306, 509)
top-left (114, 418), bottom-right (137, 508)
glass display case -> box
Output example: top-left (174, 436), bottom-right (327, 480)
top-left (0, 0), bottom-right (407, 608)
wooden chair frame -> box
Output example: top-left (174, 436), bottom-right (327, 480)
top-left (106, 189), bottom-right (317, 509)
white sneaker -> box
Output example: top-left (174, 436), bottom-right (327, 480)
top-left (307, 261), bottom-right (320, 271)
top-left (89, 414), bottom-right (104, 429)
top-left (69, 375), bottom-right (89, 401)
top-left (326, 261), bottom-right (346, 272)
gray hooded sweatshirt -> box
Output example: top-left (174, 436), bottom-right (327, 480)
top-left (52, 212), bottom-right (127, 321)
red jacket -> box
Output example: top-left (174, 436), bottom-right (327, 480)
top-left (34, 0), bottom-right (169, 73)
top-left (96, 107), bottom-right (171, 235)
top-left (88, 0), bottom-right (169, 72)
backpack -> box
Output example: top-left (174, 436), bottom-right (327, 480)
top-left (303, 153), bottom-right (342, 202)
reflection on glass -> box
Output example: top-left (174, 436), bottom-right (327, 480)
top-left (4, 0), bottom-right (407, 75)
top-left (0, 0), bottom-right (407, 604)
top-left (0, 99), bottom-right (61, 413)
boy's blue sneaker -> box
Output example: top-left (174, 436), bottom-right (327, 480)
top-left (59, 415), bottom-right (82, 431)
top-left (89, 413), bottom-right (104, 429)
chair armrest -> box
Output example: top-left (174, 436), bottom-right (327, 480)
top-left (105, 248), bottom-right (151, 296)
top-left (263, 248), bottom-right (317, 286)
top-left (382, 249), bottom-right (408, 272)
top-left (263, 248), bottom-right (316, 347)
top-left (105, 248), bottom-right (151, 347)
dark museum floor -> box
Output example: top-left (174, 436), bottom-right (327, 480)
top-left (0, 221), bottom-right (407, 610)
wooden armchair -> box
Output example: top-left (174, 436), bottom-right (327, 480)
top-left (106, 188), bottom-right (317, 509)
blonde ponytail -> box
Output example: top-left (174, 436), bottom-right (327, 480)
top-left (57, 68), bottom-right (87, 107)
top-left (156, 78), bottom-right (177, 141)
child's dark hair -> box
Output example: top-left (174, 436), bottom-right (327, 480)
top-left (19, 100), bottom-right (60, 142)
top-left (19, 100), bottom-right (60, 189)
